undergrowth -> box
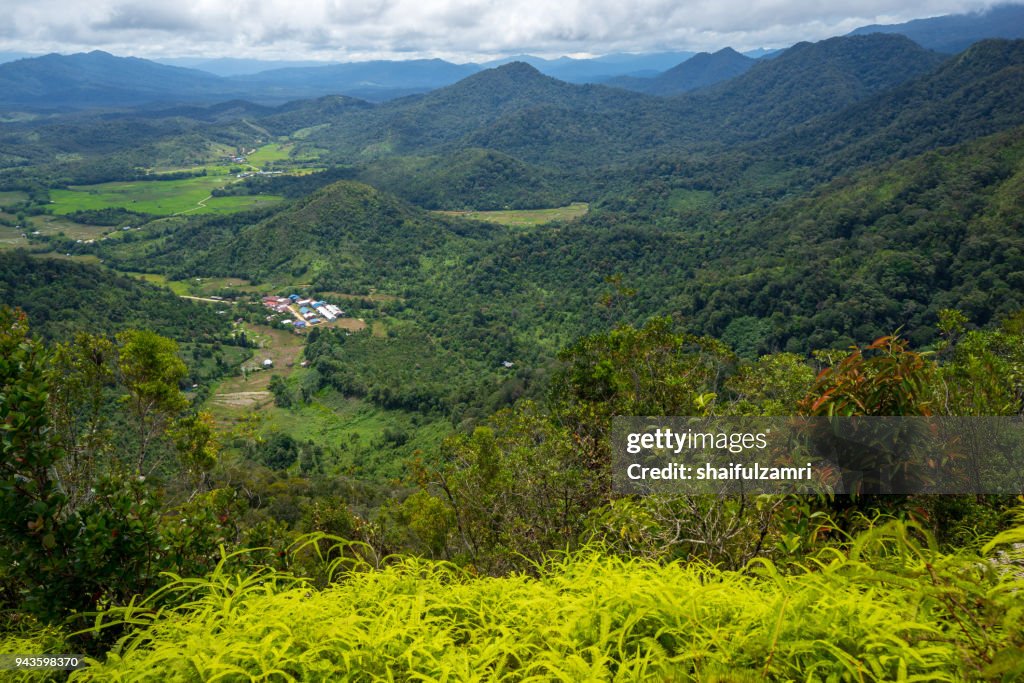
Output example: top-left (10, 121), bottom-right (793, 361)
top-left (54, 510), bottom-right (1024, 682)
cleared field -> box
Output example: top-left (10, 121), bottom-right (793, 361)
top-left (124, 272), bottom-right (191, 296)
top-left (207, 324), bottom-right (305, 422)
top-left (247, 143), bottom-right (292, 166)
top-left (0, 215), bottom-right (111, 249)
top-left (49, 176), bottom-right (284, 216)
top-left (27, 214), bottom-right (111, 240)
top-left (0, 191), bottom-right (28, 207)
top-left (436, 202), bottom-right (589, 227)
top-left (118, 271), bottom-right (256, 298)
top-left (0, 226), bottom-right (27, 249)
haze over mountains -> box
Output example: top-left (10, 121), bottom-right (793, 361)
top-left (0, 4), bottom-right (1021, 110)
top-left (848, 3), bottom-right (1024, 53)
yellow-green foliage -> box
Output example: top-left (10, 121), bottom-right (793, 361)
top-left (71, 518), bottom-right (1024, 682)
top-left (0, 624), bottom-right (71, 682)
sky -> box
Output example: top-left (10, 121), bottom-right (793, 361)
top-left (0, 0), bottom-right (1008, 62)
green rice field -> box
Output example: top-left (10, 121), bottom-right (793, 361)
top-left (49, 176), bottom-right (284, 216)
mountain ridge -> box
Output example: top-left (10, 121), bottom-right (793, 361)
top-left (607, 48), bottom-right (756, 95)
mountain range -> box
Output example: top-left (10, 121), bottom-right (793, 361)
top-left (849, 3), bottom-right (1024, 53)
top-left (0, 4), bottom-right (1021, 110)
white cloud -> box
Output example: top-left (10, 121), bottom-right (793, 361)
top-left (0, 0), bottom-right (1005, 61)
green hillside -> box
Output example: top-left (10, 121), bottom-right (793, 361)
top-left (352, 148), bottom-right (575, 210)
top-left (674, 34), bottom-right (947, 143)
top-left (0, 250), bottom-right (232, 341)
top-left (127, 180), bottom-right (503, 289)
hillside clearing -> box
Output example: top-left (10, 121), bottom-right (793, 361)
top-left (435, 202), bottom-right (589, 227)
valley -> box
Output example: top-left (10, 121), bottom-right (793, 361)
top-left (3, 13), bottom-right (1024, 677)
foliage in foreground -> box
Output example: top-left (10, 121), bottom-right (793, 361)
top-left (65, 514), bottom-right (1024, 682)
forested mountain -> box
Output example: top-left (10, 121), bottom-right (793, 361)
top-left (282, 34), bottom-right (950, 169)
top-left (2, 3), bottom-right (1020, 113)
top-left (779, 39), bottom-right (1024, 179)
top-left (295, 62), bottom-right (659, 162)
top-left (0, 51), bottom-right (236, 108)
top-left (607, 48), bottom-right (755, 95)
top-left (667, 34), bottom-right (947, 143)
top-left (229, 59), bottom-right (482, 103)
top-left (850, 3), bottom-right (1024, 53)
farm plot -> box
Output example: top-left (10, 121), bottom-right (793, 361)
top-left (207, 324), bottom-right (305, 417)
top-left (50, 176), bottom-right (283, 216)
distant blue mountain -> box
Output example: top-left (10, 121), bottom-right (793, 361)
top-left (849, 3), bottom-right (1024, 53)
top-left (606, 48), bottom-right (756, 95)
top-left (229, 59), bottom-right (482, 101)
top-left (156, 57), bottom-right (334, 77)
top-left (0, 50), bottom-right (235, 108)
top-left (0, 52), bottom-right (479, 109)
top-left (481, 52), bottom-right (695, 83)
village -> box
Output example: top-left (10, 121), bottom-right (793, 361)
top-left (262, 294), bottom-right (349, 331)
top-left (262, 292), bottom-right (366, 331)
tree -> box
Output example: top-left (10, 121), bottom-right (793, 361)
top-left (116, 329), bottom-right (188, 473)
top-left (437, 403), bottom-right (597, 573)
top-left (0, 307), bottom-right (71, 618)
top-left (800, 334), bottom-right (935, 495)
top-left (48, 333), bottom-right (117, 512)
top-left (0, 310), bottom-right (161, 619)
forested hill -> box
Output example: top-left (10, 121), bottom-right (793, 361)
top-left (101, 181), bottom-right (504, 291)
top-left (0, 251), bottom-right (231, 341)
top-left (349, 148), bottom-right (576, 210)
top-left (295, 62), bottom-right (661, 161)
top-left (780, 39), bottom-right (1024, 180)
top-left (408, 124), bottom-right (1024, 358)
top-left (617, 38), bottom-right (1024, 212)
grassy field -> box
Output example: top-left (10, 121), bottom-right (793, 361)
top-left (0, 214), bottom-right (112, 250)
top-left (247, 143), bottom-right (292, 166)
top-left (0, 190), bottom-right (28, 207)
top-left (436, 202), bottom-right (589, 227)
top-left (123, 272), bottom-right (192, 296)
top-left (261, 392), bottom-right (449, 477)
top-left (207, 324), bottom-right (306, 421)
top-left (49, 176), bottom-right (284, 216)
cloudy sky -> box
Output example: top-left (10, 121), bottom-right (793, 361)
top-left (0, 0), bottom-right (1007, 62)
